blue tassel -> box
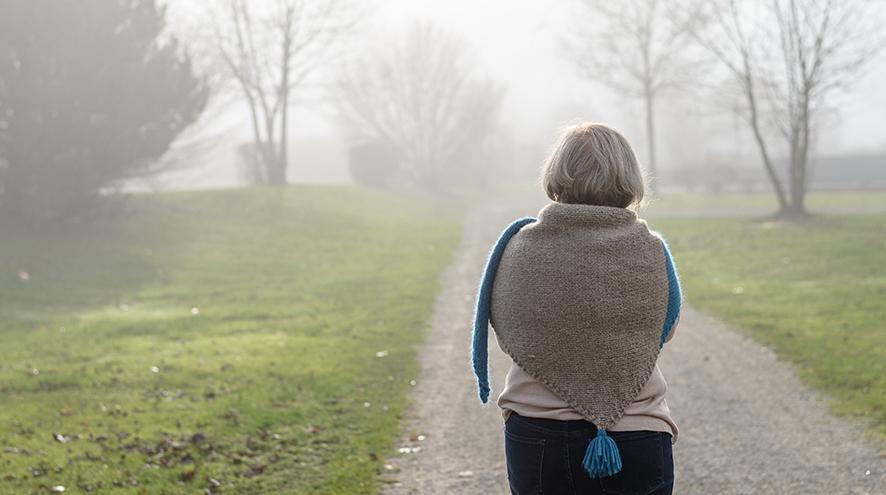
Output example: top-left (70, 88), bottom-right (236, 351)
top-left (582, 429), bottom-right (622, 478)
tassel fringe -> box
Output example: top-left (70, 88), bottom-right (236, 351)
top-left (582, 428), bottom-right (622, 478)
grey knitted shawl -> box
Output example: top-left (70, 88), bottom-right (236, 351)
top-left (489, 202), bottom-right (670, 430)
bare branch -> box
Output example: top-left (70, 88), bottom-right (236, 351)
top-left (197, 0), bottom-right (358, 185)
top-left (683, 0), bottom-right (885, 216)
top-left (562, 0), bottom-right (707, 182)
top-left (335, 24), bottom-right (504, 189)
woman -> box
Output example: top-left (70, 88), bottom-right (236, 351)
top-left (472, 123), bottom-right (681, 495)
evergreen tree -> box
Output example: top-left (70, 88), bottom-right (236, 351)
top-left (0, 0), bottom-right (208, 220)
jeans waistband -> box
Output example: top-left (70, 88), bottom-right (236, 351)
top-left (508, 412), bottom-right (598, 435)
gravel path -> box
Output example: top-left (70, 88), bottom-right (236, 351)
top-left (379, 203), bottom-right (885, 495)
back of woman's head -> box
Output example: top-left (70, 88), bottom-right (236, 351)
top-left (542, 123), bottom-right (646, 209)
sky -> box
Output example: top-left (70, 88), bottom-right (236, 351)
top-left (374, 0), bottom-right (886, 152)
top-left (156, 0), bottom-right (886, 189)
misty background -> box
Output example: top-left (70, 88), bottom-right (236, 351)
top-left (148, 0), bottom-right (886, 194)
top-left (2, 1), bottom-right (886, 493)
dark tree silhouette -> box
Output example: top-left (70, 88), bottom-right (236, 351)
top-left (0, 0), bottom-right (208, 220)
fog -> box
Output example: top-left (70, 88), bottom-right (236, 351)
top-left (2, 2), bottom-right (885, 493)
top-left (149, 0), bottom-right (886, 192)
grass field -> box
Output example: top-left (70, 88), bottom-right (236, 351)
top-left (0, 187), bottom-right (460, 494)
top-left (649, 191), bottom-right (886, 211)
top-left (654, 214), bottom-right (886, 441)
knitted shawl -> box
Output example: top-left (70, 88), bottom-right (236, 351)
top-left (472, 202), bottom-right (681, 478)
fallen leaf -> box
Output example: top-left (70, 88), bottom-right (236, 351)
top-left (181, 468), bottom-right (197, 482)
top-left (244, 464), bottom-right (265, 478)
top-left (3, 446), bottom-right (31, 455)
top-left (204, 477), bottom-right (222, 495)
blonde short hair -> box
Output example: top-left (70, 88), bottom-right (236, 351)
top-left (542, 123), bottom-right (646, 209)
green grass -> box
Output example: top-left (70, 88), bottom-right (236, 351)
top-left (653, 214), bottom-right (886, 441)
top-left (0, 186), bottom-right (461, 494)
top-left (649, 191), bottom-right (886, 211)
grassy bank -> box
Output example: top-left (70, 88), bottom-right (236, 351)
top-left (650, 191), bottom-right (886, 212)
top-left (654, 214), bottom-right (886, 441)
top-left (0, 187), bottom-right (461, 494)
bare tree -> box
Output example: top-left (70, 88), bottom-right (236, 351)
top-left (336, 24), bottom-right (504, 190)
top-left (686, 0), bottom-right (885, 218)
top-left (564, 0), bottom-right (700, 190)
top-left (205, 0), bottom-right (353, 185)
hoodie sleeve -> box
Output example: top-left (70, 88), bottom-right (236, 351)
top-left (659, 237), bottom-right (682, 348)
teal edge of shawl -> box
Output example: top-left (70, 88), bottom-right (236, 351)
top-left (471, 217), bottom-right (537, 404)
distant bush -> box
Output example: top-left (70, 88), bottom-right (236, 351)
top-left (337, 24), bottom-right (503, 191)
top-left (348, 142), bottom-right (400, 188)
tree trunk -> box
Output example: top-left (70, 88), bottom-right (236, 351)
top-left (743, 72), bottom-right (789, 213)
top-left (279, 28), bottom-right (292, 186)
top-left (644, 88), bottom-right (657, 194)
top-left (787, 156), bottom-right (807, 218)
top-left (237, 86), bottom-right (272, 185)
top-left (261, 112), bottom-right (284, 185)
top-left (748, 119), bottom-right (789, 214)
top-left (790, 97), bottom-right (811, 218)
top-left (280, 102), bottom-right (289, 184)
top-left (267, 158), bottom-right (287, 186)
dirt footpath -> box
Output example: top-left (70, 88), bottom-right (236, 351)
top-left (379, 203), bottom-right (885, 495)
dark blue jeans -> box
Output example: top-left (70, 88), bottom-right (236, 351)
top-left (504, 413), bottom-right (674, 495)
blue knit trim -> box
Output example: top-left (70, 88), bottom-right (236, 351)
top-left (659, 237), bottom-right (682, 348)
top-left (472, 217), bottom-right (537, 403)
